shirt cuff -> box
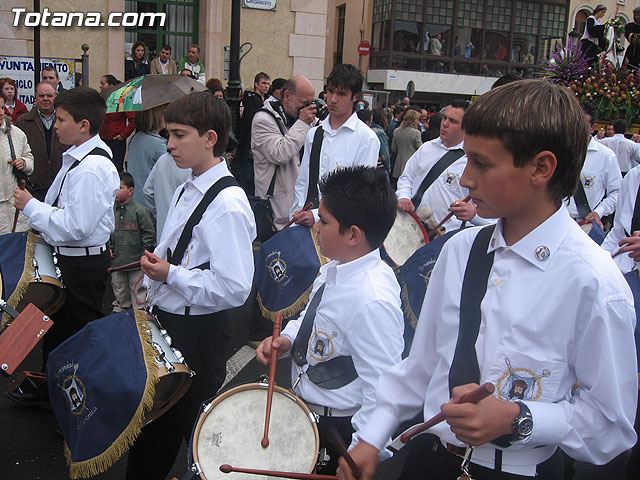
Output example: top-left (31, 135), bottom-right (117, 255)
top-left (165, 264), bottom-right (179, 286)
top-left (525, 401), bottom-right (568, 447)
top-left (22, 197), bottom-right (39, 218)
top-left (356, 406), bottom-right (401, 451)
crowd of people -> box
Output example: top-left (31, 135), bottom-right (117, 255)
top-left (0, 51), bottom-right (639, 480)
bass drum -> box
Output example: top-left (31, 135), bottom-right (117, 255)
top-left (190, 382), bottom-right (320, 479)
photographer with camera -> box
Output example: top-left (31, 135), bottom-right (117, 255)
top-left (252, 75), bottom-right (318, 230)
top-left (290, 64), bottom-right (379, 226)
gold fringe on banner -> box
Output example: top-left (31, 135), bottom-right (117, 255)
top-left (257, 228), bottom-right (329, 321)
top-left (66, 310), bottom-right (160, 479)
top-left (2, 231), bottom-right (36, 328)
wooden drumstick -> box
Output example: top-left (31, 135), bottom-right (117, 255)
top-left (11, 179), bottom-right (26, 233)
top-left (429, 195), bottom-right (472, 239)
top-left (281, 202), bottom-right (313, 231)
top-left (220, 464), bottom-right (336, 480)
top-left (328, 427), bottom-right (361, 479)
top-left (399, 382), bottom-right (495, 444)
top-left (261, 312), bottom-right (283, 448)
top-left (107, 260), bottom-right (142, 273)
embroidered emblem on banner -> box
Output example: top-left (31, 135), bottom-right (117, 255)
top-left (59, 364), bottom-right (86, 415)
top-left (496, 357), bottom-right (551, 402)
top-left (267, 254), bottom-right (288, 283)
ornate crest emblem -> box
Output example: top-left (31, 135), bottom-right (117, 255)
top-left (443, 172), bottom-right (458, 187)
top-left (308, 329), bottom-right (337, 361)
top-left (496, 357), bottom-right (551, 402)
top-left (583, 176), bottom-right (594, 188)
top-left (267, 256), bottom-right (287, 283)
top-left (60, 364), bottom-right (86, 415)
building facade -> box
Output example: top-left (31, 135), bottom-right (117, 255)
top-left (0, 0), bottom-right (328, 94)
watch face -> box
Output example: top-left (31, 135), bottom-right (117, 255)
top-left (518, 417), bottom-right (534, 436)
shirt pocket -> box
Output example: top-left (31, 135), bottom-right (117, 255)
top-left (483, 345), bottom-right (566, 403)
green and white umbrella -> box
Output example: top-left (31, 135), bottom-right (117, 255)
top-left (102, 74), bottom-right (206, 113)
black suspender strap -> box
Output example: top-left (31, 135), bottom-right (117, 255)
top-left (411, 148), bottom-right (465, 208)
top-left (304, 127), bottom-right (324, 209)
top-left (448, 225), bottom-right (496, 393)
top-left (573, 179), bottom-right (592, 220)
top-left (630, 182), bottom-right (640, 236)
top-left (291, 283), bottom-right (326, 366)
top-left (52, 147), bottom-right (112, 208)
top-left (290, 282), bottom-right (358, 390)
top-left (168, 176), bottom-right (239, 266)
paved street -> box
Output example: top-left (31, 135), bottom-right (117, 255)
top-left (0, 290), bottom-right (632, 479)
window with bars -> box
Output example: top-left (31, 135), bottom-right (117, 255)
top-left (125, 0), bottom-right (198, 63)
top-left (457, 0), bottom-right (484, 29)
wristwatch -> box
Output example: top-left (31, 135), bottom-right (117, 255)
top-left (511, 401), bottom-right (534, 442)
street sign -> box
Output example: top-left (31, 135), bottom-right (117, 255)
top-left (358, 41), bottom-right (370, 56)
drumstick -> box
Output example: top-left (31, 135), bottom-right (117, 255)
top-left (11, 179), bottom-right (26, 233)
top-left (107, 260), bottom-right (142, 273)
top-left (328, 427), bottom-right (361, 479)
top-left (429, 195), bottom-right (472, 238)
top-left (261, 312), bottom-right (283, 448)
top-left (399, 382), bottom-right (495, 444)
top-left (281, 203), bottom-right (313, 231)
top-left (220, 464), bottom-right (336, 480)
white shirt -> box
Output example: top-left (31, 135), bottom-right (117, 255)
top-left (280, 249), bottom-right (404, 450)
top-left (599, 133), bottom-right (640, 173)
top-left (359, 207), bottom-right (637, 475)
top-left (397, 137), bottom-right (491, 230)
top-left (23, 134), bottom-right (119, 247)
top-left (566, 137), bottom-right (621, 219)
top-left (602, 164), bottom-right (640, 273)
top-left (289, 112), bottom-right (379, 217)
top-left (146, 161), bottom-right (256, 315)
top-left (143, 152), bottom-right (191, 243)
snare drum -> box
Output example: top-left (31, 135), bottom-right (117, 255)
top-left (141, 313), bottom-right (194, 425)
top-left (15, 235), bottom-right (65, 316)
top-left (382, 210), bottom-right (429, 268)
top-left (190, 382), bottom-right (320, 480)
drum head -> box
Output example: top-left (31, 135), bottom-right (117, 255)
top-left (192, 383), bottom-right (319, 480)
top-left (383, 211), bottom-right (428, 267)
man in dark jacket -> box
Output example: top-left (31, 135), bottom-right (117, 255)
top-left (15, 82), bottom-right (68, 201)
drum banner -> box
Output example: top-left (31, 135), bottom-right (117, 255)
top-left (397, 229), bottom-right (462, 355)
top-left (46, 309), bottom-right (159, 479)
top-left (255, 226), bottom-right (329, 320)
top-left (0, 231), bottom-right (34, 328)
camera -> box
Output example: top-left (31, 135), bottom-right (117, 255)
top-left (303, 99), bottom-right (329, 121)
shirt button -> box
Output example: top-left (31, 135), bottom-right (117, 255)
top-left (481, 325), bottom-right (487, 334)
top-left (494, 278), bottom-right (502, 286)
top-left (184, 202), bottom-right (188, 207)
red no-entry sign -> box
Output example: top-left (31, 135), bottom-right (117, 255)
top-left (358, 41), bottom-right (370, 56)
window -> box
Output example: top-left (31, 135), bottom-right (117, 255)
top-left (125, 0), bottom-right (198, 62)
top-left (370, 0), bottom-right (569, 76)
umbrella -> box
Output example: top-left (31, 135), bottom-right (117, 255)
top-left (101, 74), bottom-right (206, 113)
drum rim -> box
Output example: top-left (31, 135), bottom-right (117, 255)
top-left (191, 382), bottom-right (320, 480)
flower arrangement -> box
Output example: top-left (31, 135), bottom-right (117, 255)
top-left (542, 38), bottom-right (640, 124)
top-left (603, 16), bottom-right (626, 52)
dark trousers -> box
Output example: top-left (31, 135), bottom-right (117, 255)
top-left (42, 250), bottom-right (110, 370)
top-left (125, 308), bottom-right (232, 480)
top-left (316, 415), bottom-right (355, 475)
top-left (104, 138), bottom-right (126, 172)
top-left (399, 434), bottom-right (564, 480)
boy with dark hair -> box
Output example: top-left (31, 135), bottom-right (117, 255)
top-left (110, 171), bottom-right (155, 312)
top-left (258, 166), bottom-right (403, 475)
top-left (13, 87), bottom-right (119, 383)
top-left (290, 64), bottom-right (379, 226)
top-left (125, 91), bottom-right (255, 480)
top-left (338, 80), bottom-right (638, 480)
